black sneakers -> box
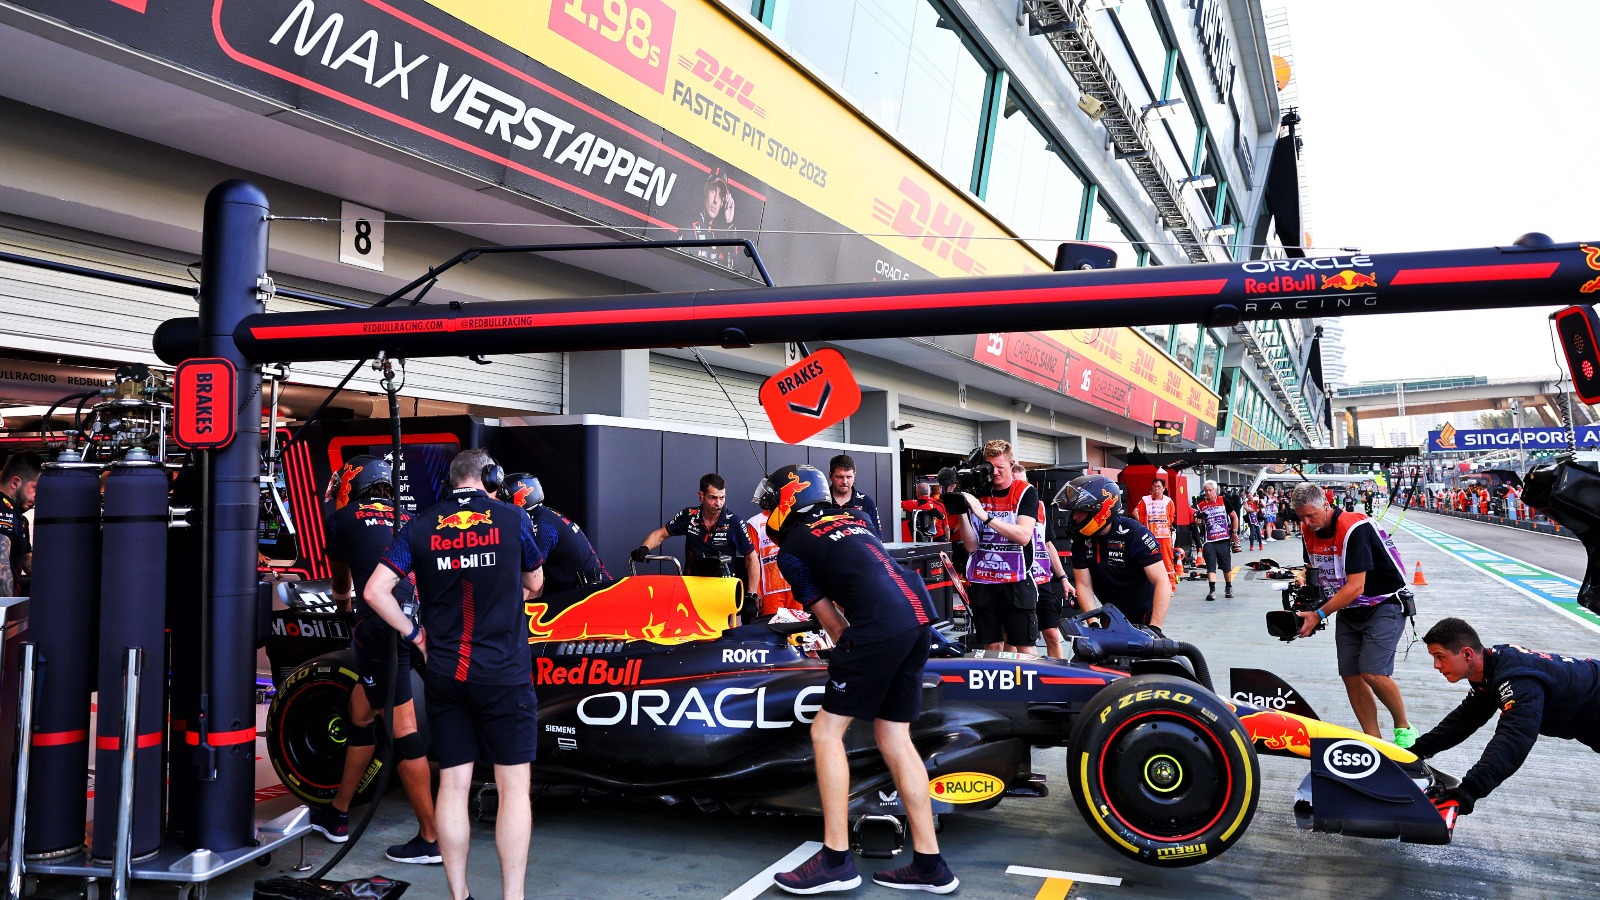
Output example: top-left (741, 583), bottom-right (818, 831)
top-left (1225, 585), bottom-right (1235, 599)
top-left (385, 834), bottom-right (443, 864)
top-left (872, 858), bottom-right (959, 893)
top-left (308, 804), bottom-right (348, 843)
top-left (775, 848), bottom-right (861, 894)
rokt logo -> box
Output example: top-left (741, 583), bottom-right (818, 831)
top-left (1322, 739), bottom-right (1381, 779)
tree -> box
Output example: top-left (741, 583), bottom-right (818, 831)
top-left (1476, 409), bottom-right (1516, 429)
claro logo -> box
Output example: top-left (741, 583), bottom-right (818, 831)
top-left (1322, 739), bottom-right (1381, 779)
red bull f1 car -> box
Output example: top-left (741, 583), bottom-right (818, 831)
top-left (263, 574), bottom-right (1462, 867)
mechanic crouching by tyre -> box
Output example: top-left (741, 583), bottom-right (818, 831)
top-left (949, 440), bottom-right (1040, 653)
top-left (1408, 617), bottom-right (1600, 815)
top-left (312, 454), bottom-right (440, 864)
top-left (1287, 481), bottom-right (1418, 748)
top-left (366, 449), bottom-right (547, 900)
top-left (501, 473), bottom-right (610, 595)
top-left (756, 465), bottom-right (957, 895)
top-left (1056, 475), bottom-right (1171, 629)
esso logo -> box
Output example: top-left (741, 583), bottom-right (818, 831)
top-left (1322, 739), bottom-right (1381, 779)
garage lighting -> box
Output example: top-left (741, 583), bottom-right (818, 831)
top-left (1141, 98), bottom-right (1185, 121)
top-left (1180, 174), bottom-right (1217, 191)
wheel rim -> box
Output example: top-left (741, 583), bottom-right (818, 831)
top-left (273, 680), bottom-right (350, 792)
top-left (1097, 710), bottom-right (1233, 842)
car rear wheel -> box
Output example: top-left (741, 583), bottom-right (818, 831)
top-left (1067, 674), bottom-right (1259, 867)
top-left (266, 650), bottom-right (422, 807)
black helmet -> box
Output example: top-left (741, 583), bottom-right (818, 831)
top-left (1055, 474), bottom-right (1121, 538)
top-left (347, 454), bottom-right (394, 503)
top-left (753, 464), bottom-right (830, 544)
top-left (502, 473), bottom-right (545, 510)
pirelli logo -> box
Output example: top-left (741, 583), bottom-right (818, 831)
top-left (1156, 843), bottom-right (1207, 860)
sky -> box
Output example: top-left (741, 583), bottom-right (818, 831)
top-left (1270, 0), bottom-right (1600, 386)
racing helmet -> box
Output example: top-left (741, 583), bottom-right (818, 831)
top-left (501, 473), bottom-right (545, 510)
top-left (347, 454), bottom-right (394, 503)
top-left (1055, 474), bottom-right (1121, 538)
top-left (754, 464), bottom-right (830, 544)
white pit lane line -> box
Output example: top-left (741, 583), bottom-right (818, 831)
top-left (721, 841), bottom-right (824, 900)
top-left (1007, 864), bottom-right (1124, 886)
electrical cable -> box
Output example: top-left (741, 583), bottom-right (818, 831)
top-left (689, 349), bottom-right (765, 474)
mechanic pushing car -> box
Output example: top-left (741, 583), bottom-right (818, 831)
top-left (312, 454), bottom-right (441, 864)
top-left (633, 472), bottom-right (760, 608)
top-left (501, 472), bottom-right (610, 596)
top-left (366, 449), bottom-right (546, 900)
top-left (1408, 617), bottom-right (1600, 815)
top-left (756, 464), bottom-right (957, 894)
top-left (1055, 474), bottom-right (1171, 628)
top-left (1288, 481), bottom-right (1417, 748)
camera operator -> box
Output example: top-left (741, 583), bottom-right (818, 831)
top-left (1288, 481), bottom-right (1417, 748)
top-left (1057, 474), bottom-right (1171, 629)
top-left (948, 440), bottom-right (1039, 653)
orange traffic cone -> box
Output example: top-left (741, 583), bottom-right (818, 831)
top-left (1413, 561), bottom-right (1428, 586)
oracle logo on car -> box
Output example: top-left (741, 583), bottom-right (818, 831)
top-left (928, 772), bottom-right (1003, 804)
top-left (1322, 739), bottom-right (1381, 779)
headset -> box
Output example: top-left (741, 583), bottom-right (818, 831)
top-left (481, 456), bottom-right (504, 494)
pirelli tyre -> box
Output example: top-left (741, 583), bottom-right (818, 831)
top-left (1067, 674), bottom-right (1259, 867)
top-left (266, 649), bottom-right (423, 807)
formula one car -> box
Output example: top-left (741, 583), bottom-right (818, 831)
top-left (263, 574), bottom-right (1460, 867)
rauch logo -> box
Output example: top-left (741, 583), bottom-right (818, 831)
top-left (928, 772), bottom-right (1003, 804)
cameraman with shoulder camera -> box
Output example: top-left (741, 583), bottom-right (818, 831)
top-left (949, 440), bottom-right (1040, 653)
top-left (1288, 481), bottom-right (1418, 748)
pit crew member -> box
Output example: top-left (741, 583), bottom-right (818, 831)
top-left (757, 465), bottom-right (956, 894)
top-left (1288, 481), bottom-right (1417, 748)
top-left (312, 455), bottom-right (439, 863)
top-left (746, 509), bottom-right (799, 615)
top-left (828, 453), bottom-right (881, 537)
top-left (1409, 617), bottom-right (1600, 814)
top-left (368, 449), bottom-right (545, 900)
top-left (633, 473), bottom-right (759, 606)
top-left (1134, 476), bottom-right (1179, 591)
top-left (949, 440), bottom-right (1039, 652)
top-left (1195, 480), bottom-right (1238, 600)
top-left (1017, 465), bottom-right (1070, 659)
top-left (1057, 474), bottom-right (1171, 628)
top-left (501, 473), bottom-right (608, 596)
top-left (0, 450), bottom-right (40, 596)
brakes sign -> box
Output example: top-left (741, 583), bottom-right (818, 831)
top-left (174, 358), bottom-right (237, 449)
top-left (759, 349), bottom-right (861, 444)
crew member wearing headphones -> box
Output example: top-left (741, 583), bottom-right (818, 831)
top-left (311, 455), bottom-right (440, 864)
top-left (368, 449), bottom-right (546, 900)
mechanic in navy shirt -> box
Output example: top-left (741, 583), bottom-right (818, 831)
top-left (312, 455), bottom-right (439, 863)
top-left (633, 472), bottom-right (759, 593)
top-left (1058, 474), bottom-right (1171, 628)
top-left (501, 472), bottom-right (609, 595)
top-left (827, 453), bottom-right (881, 537)
top-left (0, 451), bottom-right (40, 596)
top-left (367, 449), bottom-right (544, 900)
top-left (1410, 617), bottom-right (1600, 815)
top-left (760, 465), bottom-right (956, 894)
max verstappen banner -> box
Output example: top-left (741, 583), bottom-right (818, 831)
top-left (1427, 425), bottom-right (1600, 453)
top-left (27, 0), bottom-right (1214, 433)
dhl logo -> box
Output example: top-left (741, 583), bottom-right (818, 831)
top-left (1320, 270), bottom-right (1378, 291)
top-left (871, 176), bottom-right (985, 276)
top-left (679, 49), bottom-right (766, 118)
top-left (438, 509), bottom-right (492, 530)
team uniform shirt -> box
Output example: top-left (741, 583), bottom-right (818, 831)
top-left (832, 489), bottom-right (881, 537)
top-left (527, 504), bottom-right (607, 595)
top-left (325, 499), bottom-right (415, 619)
top-left (0, 493), bottom-right (29, 591)
top-left (964, 481), bottom-right (1040, 585)
top-left (899, 499), bottom-right (947, 542)
top-left (1136, 495), bottom-right (1174, 539)
top-left (663, 506), bottom-right (755, 573)
top-left (1195, 496), bottom-right (1232, 543)
top-left (1029, 493), bottom-right (1054, 585)
top-left (746, 512), bottom-right (797, 612)
top-left (1409, 645), bottom-right (1600, 798)
top-left (1300, 510), bottom-right (1406, 609)
top-left (776, 510), bottom-right (936, 641)
top-left (1071, 515), bottom-right (1163, 624)
top-left (381, 488), bottom-right (545, 685)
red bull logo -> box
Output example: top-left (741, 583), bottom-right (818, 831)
top-left (335, 465), bottom-right (361, 509)
top-left (525, 576), bottom-right (738, 646)
top-left (1238, 709), bottom-right (1314, 757)
top-left (768, 472), bottom-right (813, 533)
top-left (511, 486), bottom-right (537, 508)
top-left (1320, 270), bottom-right (1379, 291)
top-left (438, 509), bottom-right (493, 530)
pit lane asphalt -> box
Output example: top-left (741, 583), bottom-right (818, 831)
top-left (125, 512), bottom-right (1599, 899)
